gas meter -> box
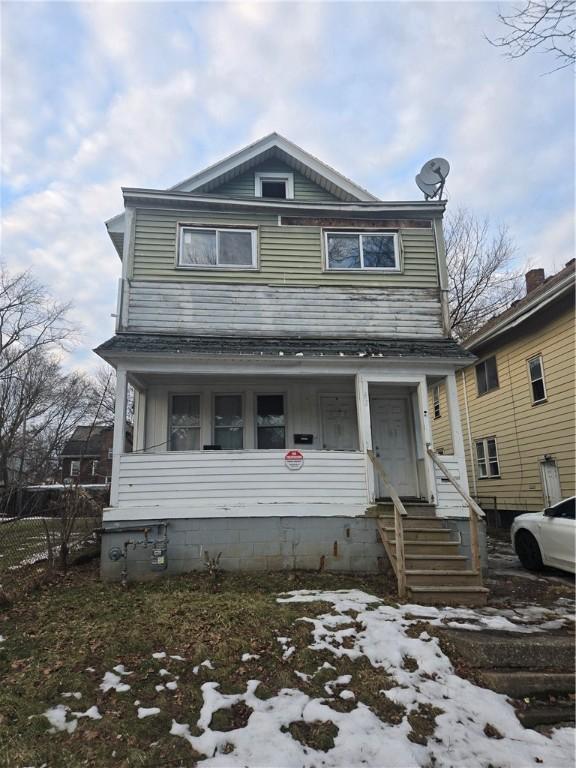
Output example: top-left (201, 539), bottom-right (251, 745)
top-left (151, 540), bottom-right (168, 571)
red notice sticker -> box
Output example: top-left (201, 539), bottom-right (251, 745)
top-left (284, 449), bottom-right (304, 471)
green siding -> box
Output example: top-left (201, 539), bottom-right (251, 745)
top-left (197, 160), bottom-right (339, 202)
top-left (131, 208), bottom-right (439, 288)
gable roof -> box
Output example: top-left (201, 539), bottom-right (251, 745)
top-left (169, 133), bottom-right (379, 202)
top-left (60, 425), bottom-right (112, 458)
top-left (105, 133), bottom-right (379, 255)
top-left (464, 259), bottom-right (575, 352)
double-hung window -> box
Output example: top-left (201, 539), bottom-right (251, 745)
top-left (179, 226), bottom-right (257, 269)
top-left (325, 231), bottom-right (399, 271)
top-left (70, 460), bottom-right (80, 477)
top-left (256, 394), bottom-right (286, 449)
top-left (528, 355), bottom-right (547, 403)
top-left (433, 385), bottom-right (441, 419)
top-left (214, 395), bottom-right (244, 450)
top-left (475, 356), bottom-right (499, 396)
top-left (169, 395), bottom-right (200, 451)
top-left (475, 437), bottom-right (500, 478)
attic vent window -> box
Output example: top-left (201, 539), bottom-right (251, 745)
top-left (255, 171), bottom-right (294, 199)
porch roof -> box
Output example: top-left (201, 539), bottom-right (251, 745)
top-left (95, 334), bottom-right (474, 362)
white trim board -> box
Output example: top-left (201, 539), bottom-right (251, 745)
top-left (103, 503), bottom-right (370, 522)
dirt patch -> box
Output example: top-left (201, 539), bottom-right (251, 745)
top-left (209, 702), bottom-right (253, 731)
top-left (285, 720), bottom-right (339, 752)
top-left (407, 703), bottom-right (443, 745)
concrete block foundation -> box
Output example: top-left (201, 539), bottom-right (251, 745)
top-left (100, 515), bottom-right (486, 582)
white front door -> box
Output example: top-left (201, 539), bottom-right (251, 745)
top-left (320, 395), bottom-right (358, 450)
top-left (541, 459), bottom-right (562, 507)
top-left (371, 397), bottom-right (418, 498)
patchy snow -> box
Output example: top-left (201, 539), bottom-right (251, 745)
top-left (193, 659), bottom-right (214, 675)
top-left (158, 668), bottom-right (171, 677)
top-left (85, 667), bottom-right (95, 673)
top-left (339, 690), bottom-right (355, 700)
top-left (152, 651), bottom-right (166, 659)
top-left (170, 654), bottom-right (186, 661)
top-left (100, 671), bottom-right (131, 693)
top-left (165, 681), bottom-right (178, 691)
top-left (241, 653), bottom-right (260, 662)
top-left (137, 707), bottom-right (161, 719)
top-left (61, 692), bottom-right (82, 700)
top-left (0, 635), bottom-right (5, 643)
top-left (43, 704), bottom-right (101, 734)
top-left (155, 684), bottom-right (165, 692)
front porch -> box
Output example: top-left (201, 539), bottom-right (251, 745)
top-left (107, 369), bottom-right (470, 521)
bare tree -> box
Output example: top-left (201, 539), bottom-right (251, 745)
top-left (487, 0), bottom-right (575, 72)
top-left (0, 349), bottom-right (95, 487)
top-left (91, 364), bottom-right (134, 424)
top-left (445, 209), bottom-right (523, 341)
top-left (0, 264), bottom-right (75, 377)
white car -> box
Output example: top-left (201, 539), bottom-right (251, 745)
top-left (511, 497), bottom-right (575, 574)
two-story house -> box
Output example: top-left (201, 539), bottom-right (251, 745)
top-left (430, 261), bottom-right (575, 526)
top-left (96, 134), bottom-right (486, 604)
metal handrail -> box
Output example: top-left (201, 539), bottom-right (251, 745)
top-left (426, 446), bottom-right (484, 573)
top-left (367, 450), bottom-right (407, 598)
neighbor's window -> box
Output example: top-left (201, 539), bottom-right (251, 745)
top-left (179, 227), bottom-right (257, 269)
top-left (169, 395), bottom-right (200, 451)
top-left (433, 385), bottom-right (441, 419)
top-left (70, 460), bottom-right (80, 477)
top-left (91, 460), bottom-right (98, 477)
top-left (256, 394), bottom-right (286, 449)
top-left (475, 437), bottom-right (500, 478)
top-left (528, 355), bottom-right (547, 403)
top-left (325, 232), bottom-right (399, 271)
top-left (214, 394), bottom-right (244, 450)
top-left (475, 356), bottom-right (499, 396)
top-left (255, 172), bottom-right (294, 199)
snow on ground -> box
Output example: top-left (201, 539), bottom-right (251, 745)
top-left (38, 589), bottom-right (575, 767)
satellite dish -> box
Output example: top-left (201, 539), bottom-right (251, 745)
top-left (415, 157), bottom-right (450, 200)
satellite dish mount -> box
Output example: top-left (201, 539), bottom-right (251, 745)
top-left (415, 158), bottom-right (450, 200)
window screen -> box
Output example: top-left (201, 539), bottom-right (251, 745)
top-left (169, 395), bottom-right (200, 451)
top-left (256, 394), bottom-right (285, 449)
top-left (214, 395), bottom-right (243, 449)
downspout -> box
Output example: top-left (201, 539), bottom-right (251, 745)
top-left (432, 218), bottom-right (451, 336)
top-left (459, 368), bottom-right (477, 496)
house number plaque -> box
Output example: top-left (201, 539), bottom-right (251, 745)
top-left (285, 450), bottom-right (304, 471)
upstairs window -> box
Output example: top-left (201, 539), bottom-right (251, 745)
top-left (325, 232), bottom-right (399, 271)
top-left (475, 437), bottom-right (500, 478)
top-left (475, 356), bottom-right (499, 396)
top-left (178, 226), bottom-right (257, 269)
top-left (255, 172), bottom-right (294, 199)
top-left (528, 355), bottom-right (547, 403)
top-left (433, 385), bottom-right (441, 419)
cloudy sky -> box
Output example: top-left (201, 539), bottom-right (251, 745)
top-left (2, 1), bottom-right (574, 370)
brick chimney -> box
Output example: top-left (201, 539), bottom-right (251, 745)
top-left (525, 268), bottom-right (545, 294)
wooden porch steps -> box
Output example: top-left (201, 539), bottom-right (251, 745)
top-left (376, 517), bottom-right (488, 606)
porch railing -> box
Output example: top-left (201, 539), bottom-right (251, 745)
top-left (426, 446), bottom-right (485, 573)
top-left (367, 449), bottom-right (407, 598)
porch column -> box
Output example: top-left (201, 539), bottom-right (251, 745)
top-left (445, 371), bottom-right (471, 494)
top-left (355, 374), bottom-right (375, 503)
top-left (110, 368), bottom-right (127, 507)
top-left (416, 377), bottom-right (437, 504)
top-left (133, 386), bottom-right (147, 452)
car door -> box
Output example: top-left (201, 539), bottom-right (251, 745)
top-left (538, 498), bottom-right (576, 572)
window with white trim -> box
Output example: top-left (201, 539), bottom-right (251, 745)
top-left (475, 356), bottom-right (499, 396)
top-left (178, 227), bottom-right (257, 269)
top-left (255, 172), bottom-right (294, 199)
top-left (169, 395), bottom-right (201, 451)
top-left (433, 385), bottom-right (441, 419)
top-left (475, 437), bottom-right (500, 478)
top-left (214, 394), bottom-right (244, 450)
top-left (528, 355), bottom-right (547, 403)
top-left (256, 394), bottom-right (286, 449)
top-left (325, 231), bottom-right (399, 271)
top-left (70, 460), bottom-right (80, 477)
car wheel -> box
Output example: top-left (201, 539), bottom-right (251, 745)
top-left (515, 530), bottom-right (544, 571)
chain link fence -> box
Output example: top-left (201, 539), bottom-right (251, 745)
top-left (0, 485), bottom-right (106, 599)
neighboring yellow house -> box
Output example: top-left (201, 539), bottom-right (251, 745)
top-left (430, 259), bottom-right (575, 523)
